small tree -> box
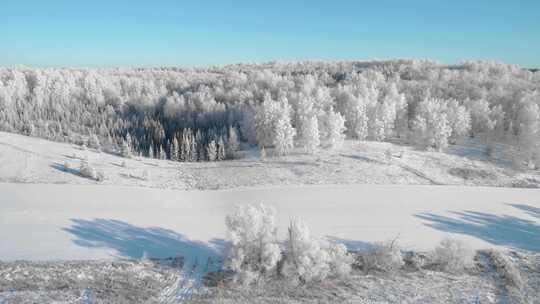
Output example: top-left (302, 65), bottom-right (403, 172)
top-left (89, 134), bottom-right (101, 151)
top-left (159, 145), bottom-right (166, 160)
top-left (170, 137), bottom-right (180, 161)
top-left (148, 145), bottom-right (154, 159)
top-left (207, 140), bottom-right (217, 161)
top-left (217, 136), bottom-right (226, 161)
top-left (227, 126), bottom-right (240, 159)
top-left (302, 115), bottom-right (320, 154)
top-left (323, 109), bottom-right (346, 150)
top-left (121, 136), bottom-right (132, 158)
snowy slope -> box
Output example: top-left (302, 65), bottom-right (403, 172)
top-left (1, 131), bottom-right (539, 190)
top-left (1, 182), bottom-right (539, 262)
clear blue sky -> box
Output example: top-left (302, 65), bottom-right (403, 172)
top-left (1, 0), bottom-right (539, 68)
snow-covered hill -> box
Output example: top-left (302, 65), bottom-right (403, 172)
top-left (1, 131), bottom-right (539, 190)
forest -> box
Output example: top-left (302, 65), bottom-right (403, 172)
top-left (0, 60), bottom-right (539, 166)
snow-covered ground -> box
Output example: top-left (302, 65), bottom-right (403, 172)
top-left (1, 132), bottom-right (540, 303)
top-left (1, 183), bottom-right (539, 263)
top-left (1, 131), bottom-right (539, 190)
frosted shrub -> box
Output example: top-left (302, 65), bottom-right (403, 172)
top-left (384, 148), bottom-right (393, 162)
top-left (283, 218), bottom-right (352, 283)
top-left (282, 218), bottom-right (330, 283)
top-left (79, 159), bottom-right (104, 181)
top-left (432, 238), bottom-right (475, 273)
top-left (486, 250), bottom-right (524, 290)
top-left (225, 204), bottom-right (281, 284)
top-left (327, 242), bottom-right (353, 278)
top-left (360, 240), bottom-right (403, 272)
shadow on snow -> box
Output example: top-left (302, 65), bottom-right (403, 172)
top-left (63, 218), bottom-right (226, 266)
top-left (415, 203), bottom-right (540, 251)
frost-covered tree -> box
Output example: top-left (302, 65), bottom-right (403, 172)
top-left (302, 115), bottom-right (320, 154)
top-left (322, 109), bottom-right (346, 149)
top-left (89, 134), bottom-right (101, 151)
top-left (274, 111), bottom-right (296, 156)
top-left (207, 139), bottom-right (217, 161)
top-left (170, 137), bottom-right (179, 161)
top-left (121, 134), bottom-right (132, 158)
top-left (412, 98), bottom-right (452, 150)
top-left (159, 145), bottom-right (167, 160)
top-left (225, 204), bottom-right (281, 284)
top-left (148, 145), bottom-right (154, 159)
top-left (217, 136), bottom-right (226, 161)
top-left (255, 93), bottom-right (296, 155)
top-left (446, 99), bottom-right (471, 144)
top-left (0, 61), bottom-right (537, 163)
top-left (294, 93), bottom-right (320, 153)
top-left (465, 98), bottom-right (495, 138)
top-left (515, 91), bottom-right (540, 165)
top-left (227, 126), bottom-right (240, 159)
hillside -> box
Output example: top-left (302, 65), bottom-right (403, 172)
top-left (1, 131), bottom-right (539, 190)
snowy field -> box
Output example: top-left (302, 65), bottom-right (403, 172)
top-left (1, 131), bottom-right (539, 190)
top-left (1, 183), bottom-right (539, 262)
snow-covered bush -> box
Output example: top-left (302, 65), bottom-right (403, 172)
top-left (486, 250), bottom-right (524, 291)
top-left (282, 218), bottom-right (330, 283)
top-left (358, 240), bottom-right (404, 272)
top-left (431, 238), bottom-right (475, 273)
top-left (225, 204), bottom-right (281, 285)
top-left (79, 159), bottom-right (104, 181)
top-left (282, 218), bottom-right (352, 283)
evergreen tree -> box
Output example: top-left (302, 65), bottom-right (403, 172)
top-left (217, 136), bottom-right (226, 161)
top-left (207, 140), bottom-right (217, 161)
top-left (170, 136), bottom-right (179, 161)
top-left (227, 126), bottom-right (240, 159)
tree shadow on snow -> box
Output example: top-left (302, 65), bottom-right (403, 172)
top-left (50, 162), bottom-right (81, 177)
top-left (63, 219), bottom-right (226, 268)
top-left (415, 204), bottom-right (540, 251)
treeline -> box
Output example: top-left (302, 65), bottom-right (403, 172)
top-left (0, 60), bottom-right (539, 165)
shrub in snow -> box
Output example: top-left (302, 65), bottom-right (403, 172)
top-left (282, 218), bottom-right (352, 283)
top-left (225, 204), bottom-right (281, 285)
top-left (79, 159), bottom-right (104, 181)
top-left (384, 148), bottom-right (393, 162)
top-left (358, 240), bottom-right (404, 273)
top-left (89, 134), bottom-right (101, 151)
top-left (282, 218), bottom-right (330, 283)
top-left (486, 250), bottom-right (524, 291)
top-left (326, 242), bottom-right (353, 278)
top-left (431, 238), bottom-right (475, 273)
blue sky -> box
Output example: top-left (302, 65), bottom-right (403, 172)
top-left (1, 0), bottom-right (539, 68)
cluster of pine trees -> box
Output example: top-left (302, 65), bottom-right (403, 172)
top-left (0, 60), bottom-right (539, 165)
